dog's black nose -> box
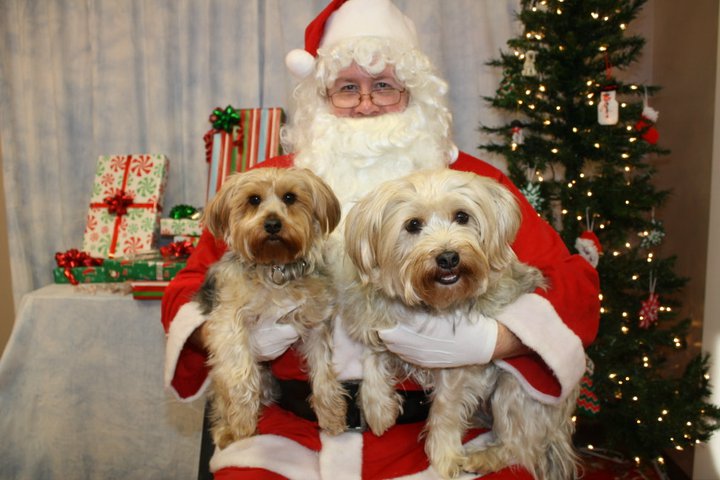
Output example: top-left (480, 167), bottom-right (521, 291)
top-left (436, 251), bottom-right (459, 270)
top-left (264, 217), bottom-right (282, 234)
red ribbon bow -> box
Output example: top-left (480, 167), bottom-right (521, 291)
top-left (104, 191), bottom-right (135, 217)
top-left (160, 240), bottom-right (195, 259)
top-left (54, 249), bottom-right (103, 285)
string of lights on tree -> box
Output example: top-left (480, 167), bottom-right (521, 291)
top-left (480, 0), bottom-right (719, 470)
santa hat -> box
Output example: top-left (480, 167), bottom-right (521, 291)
top-left (285, 0), bottom-right (419, 78)
top-left (575, 230), bottom-right (603, 268)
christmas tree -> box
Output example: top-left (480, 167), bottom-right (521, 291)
top-left (480, 0), bottom-right (720, 469)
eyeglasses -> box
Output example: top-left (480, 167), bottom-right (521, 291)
top-left (328, 87), bottom-right (406, 109)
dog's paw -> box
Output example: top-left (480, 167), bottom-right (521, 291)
top-left (430, 452), bottom-right (467, 480)
top-left (461, 447), bottom-right (505, 476)
top-left (213, 425), bottom-right (237, 450)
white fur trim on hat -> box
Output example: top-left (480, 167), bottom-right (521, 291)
top-left (320, 0), bottom-right (418, 51)
top-left (285, 0), bottom-right (418, 78)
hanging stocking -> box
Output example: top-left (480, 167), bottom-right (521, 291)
top-left (635, 87), bottom-right (660, 144)
top-left (577, 356), bottom-right (600, 416)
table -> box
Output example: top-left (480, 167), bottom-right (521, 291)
top-left (0, 284), bottom-right (204, 479)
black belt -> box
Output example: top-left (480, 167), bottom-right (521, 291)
top-left (276, 379), bottom-right (431, 432)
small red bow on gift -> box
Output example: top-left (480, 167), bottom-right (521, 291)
top-left (54, 249), bottom-right (103, 285)
top-left (160, 240), bottom-right (195, 259)
top-left (104, 191), bottom-right (135, 216)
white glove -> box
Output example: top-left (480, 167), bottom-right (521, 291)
top-left (378, 312), bottom-right (498, 368)
top-left (249, 306), bottom-right (301, 361)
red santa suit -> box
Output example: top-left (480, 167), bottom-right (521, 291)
top-left (162, 152), bottom-right (600, 480)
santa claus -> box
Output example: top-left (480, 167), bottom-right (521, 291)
top-left (162, 0), bottom-right (600, 478)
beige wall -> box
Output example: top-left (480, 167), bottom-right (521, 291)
top-left (693, 3), bottom-right (720, 478)
top-left (652, 1), bottom-right (718, 366)
top-left (0, 143), bottom-right (15, 356)
top-left (652, 1), bottom-right (719, 477)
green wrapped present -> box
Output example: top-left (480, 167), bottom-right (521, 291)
top-left (53, 265), bottom-right (117, 284)
top-left (105, 255), bottom-right (186, 282)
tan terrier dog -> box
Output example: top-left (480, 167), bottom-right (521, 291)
top-left (342, 169), bottom-right (579, 479)
top-left (197, 167), bottom-right (347, 449)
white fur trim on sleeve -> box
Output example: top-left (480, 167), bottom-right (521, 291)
top-left (164, 301), bottom-right (211, 401)
top-left (495, 293), bottom-right (585, 404)
top-left (210, 434), bottom-right (321, 478)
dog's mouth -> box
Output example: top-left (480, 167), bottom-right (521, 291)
top-left (436, 271), bottom-right (460, 285)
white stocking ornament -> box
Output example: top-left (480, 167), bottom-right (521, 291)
top-left (598, 87), bottom-right (619, 125)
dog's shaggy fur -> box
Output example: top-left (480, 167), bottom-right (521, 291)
top-left (342, 169), bottom-right (579, 479)
top-left (196, 167), bottom-right (347, 449)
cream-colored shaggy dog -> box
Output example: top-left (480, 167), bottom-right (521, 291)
top-left (196, 167), bottom-right (347, 449)
top-left (342, 169), bottom-right (579, 479)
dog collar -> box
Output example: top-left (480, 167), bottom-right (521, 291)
top-left (269, 259), bottom-right (309, 285)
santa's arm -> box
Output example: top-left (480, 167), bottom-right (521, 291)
top-left (161, 229), bottom-right (226, 401)
top-left (452, 154), bottom-right (600, 401)
top-left (490, 172), bottom-right (600, 402)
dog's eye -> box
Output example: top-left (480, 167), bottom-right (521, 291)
top-left (405, 218), bottom-right (423, 234)
top-left (248, 195), bottom-right (261, 206)
top-left (454, 211), bottom-right (470, 224)
top-left (282, 192), bottom-right (297, 205)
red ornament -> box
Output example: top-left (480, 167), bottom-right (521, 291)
top-left (639, 292), bottom-right (660, 329)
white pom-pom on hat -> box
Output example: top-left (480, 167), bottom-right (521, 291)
top-left (285, 0), bottom-right (418, 79)
top-left (285, 49), bottom-right (316, 79)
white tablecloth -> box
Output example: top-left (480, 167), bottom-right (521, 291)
top-left (0, 284), bottom-right (204, 479)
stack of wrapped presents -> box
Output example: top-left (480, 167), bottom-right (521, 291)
top-left (53, 106), bottom-right (284, 300)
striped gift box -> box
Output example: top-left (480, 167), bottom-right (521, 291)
top-left (206, 107), bottom-right (284, 203)
top-left (130, 280), bottom-right (170, 300)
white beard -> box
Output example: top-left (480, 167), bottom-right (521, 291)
top-left (292, 104), bottom-right (454, 381)
top-left (293, 103), bottom-right (451, 213)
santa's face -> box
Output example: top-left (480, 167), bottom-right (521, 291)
top-left (326, 63), bottom-right (409, 117)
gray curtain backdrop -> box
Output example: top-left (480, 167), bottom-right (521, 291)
top-left (0, 0), bottom-right (520, 306)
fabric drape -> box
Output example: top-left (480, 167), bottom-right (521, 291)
top-left (0, 0), bottom-right (520, 306)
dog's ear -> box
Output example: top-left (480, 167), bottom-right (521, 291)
top-left (303, 169), bottom-right (341, 235)
top-left (201, 172), bottom-right (246, 241)
top-left (471, 176), bottom-right (523, 271)
top-left (344, 193), bottom-right (383, 284)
